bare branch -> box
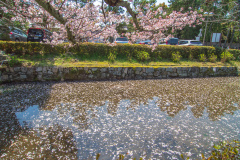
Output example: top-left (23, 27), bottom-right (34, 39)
top-left (102, 0), bottom-right (106, 20)
top-left (59, 0), bottom-right (67, 11)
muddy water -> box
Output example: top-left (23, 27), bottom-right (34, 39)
top-left (0, 77), bottom-right (239, 159)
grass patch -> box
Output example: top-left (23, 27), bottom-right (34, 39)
top-left (1, 53), bottom-right (239, 68)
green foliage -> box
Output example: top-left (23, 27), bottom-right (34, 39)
top-left (136, 51), bottom-right (150, 62)
top-left (221, 51), bottom-right (234, 63)
top-left (108, 51), bottom-right (117, 63)
top-left (8, 55), bottom-right (22, 67)
top-left (228, 49), bottom-right (240, 61)
top-left (188, 54), bottom-right (194, 61)
top-left (199, 54), bottom-right (207, 62)
top-left (116, 44), bottom-right (151, 62)
top-left (172, 51), bottom-right (181, 62)
top-left (70, 67), bottom-right (77, 73)
top-left (178, 25), bottom-right (202, 40)
top-left (169, 0), bottom-right (202, 12)
top-left (214, 46), bottom-right (224, 59)
top-left (157, 55), bottom-right (162, 61)
top-left (1, 41), bottom-right (239, 65)
top-left (153, 45), bottom-right (177, 59)
top-left (208, 53), bottom-right (217, 63)
top-left (205, 140), bottom-right (240, 160)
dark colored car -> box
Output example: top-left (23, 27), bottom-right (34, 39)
top-left (27, 28), bottom-right (52, 42)
top-left (159, 38), bottom-right (179, 45)
top-left (0, 26), bottom-right (27, 42)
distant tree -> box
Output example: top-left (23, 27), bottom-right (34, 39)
top-left (168, 0), bottom-right (205, 39)
top-left (168, 0), bottom-right (204, 12)
top-left (133, 0), bottom-right (157, 12)
top-left (200, 0), bottom-right (239, 46)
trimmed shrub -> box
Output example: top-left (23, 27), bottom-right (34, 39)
top-left (136, 51), bottom-right (150, 62)
top-left (188, 54), bottom-right (194, 61)
top-left (108, 51), bottom-right (116, 63)
top-left (172, 51), bottom-right (181, 62)
top-left (1, 41), bottom-right (239, 63)
top-left (228, 49), bottom-right (240, 60)
top-left (199, 54), bottom-right (207, 62)
top-left (208, 53), bottom-right (218, 63)
top-left (221, 51), bottom-right (234, 62)
top-left (214, 46), bottom-right (224, 58)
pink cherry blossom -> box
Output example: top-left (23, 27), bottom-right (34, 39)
top-left (1, 0), bottom-right (203, 47)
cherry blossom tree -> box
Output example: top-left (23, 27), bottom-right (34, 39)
top-left (0, 0), bottom-right (203, 46)
top-left (0, 0), bottom-right (121, 44)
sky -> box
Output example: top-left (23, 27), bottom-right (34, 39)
top-left (157, 0), bottom-right (169, 6)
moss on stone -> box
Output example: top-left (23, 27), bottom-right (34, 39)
top-left (70, 67), bottom-right (78, 73)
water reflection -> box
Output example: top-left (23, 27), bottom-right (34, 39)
top-left (0, 77), bottom-right (240, 159)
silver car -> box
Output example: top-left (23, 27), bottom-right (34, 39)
top-left (114, 37), bottom-right (129, 44)
top-left (179, 40), bottom-right (203, 46)
top-left (0, 26), bottom-right (27, 42)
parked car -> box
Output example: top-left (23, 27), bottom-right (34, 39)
top-left (114, 37), bottom-right (129, 44)
top-left (27, 28), bottom-right (52, 42)
top-left (159, 38), bottom-right (179, 45)
top-left (138, 40), bottom-right (153, 45)
top-left (0, 25), bottom-right (27, 42)
top-left (178, 40), bottom-right (203, 46)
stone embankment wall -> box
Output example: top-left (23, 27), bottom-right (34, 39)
top-left (0, 66), bottom-right (238, 83)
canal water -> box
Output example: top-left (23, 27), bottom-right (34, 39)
top-left (0, 77), bottom-right (239, 159)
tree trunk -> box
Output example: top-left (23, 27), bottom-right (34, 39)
top-left (229, 26), bottom-right (235, 49)
top-left (203, 18), bottom-right (208, 45)
top-left (224, 29), bottom-right (230, 48)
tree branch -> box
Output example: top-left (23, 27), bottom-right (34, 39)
top-left (59, 0), bottom-right (67, 11)
top-left (102, 0), bottom-right (106, 20)
top-left (35, 0), bottom-right (76, 43)
top-left (104, 0), bottom-right (143, 31)
top-left (0, 0), bottom-right (32, 19)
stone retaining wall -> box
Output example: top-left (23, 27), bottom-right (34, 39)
top-left (0, 66), bottom-right (238, 83)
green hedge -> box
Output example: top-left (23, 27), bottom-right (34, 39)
top-left (228, 49), bottom-right (240, 60)
top-left (153, 45), bottom-right (217, 59)
top-left (0, 41), bottom-right (239, 61)
top-left (0, 41), bottom-right (59, 55)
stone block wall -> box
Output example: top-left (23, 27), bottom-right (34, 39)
top-left (0, 66), bottom-right (238, 83)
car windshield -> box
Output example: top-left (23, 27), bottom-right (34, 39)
top-left (190, 41), bottom-right (202, 44)
top-left (116, 37), bottom-right (128, 41)
top-left (179, 41), bottom-right (188, 44)
top-left (168, 38), bottom-right (178, 43)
